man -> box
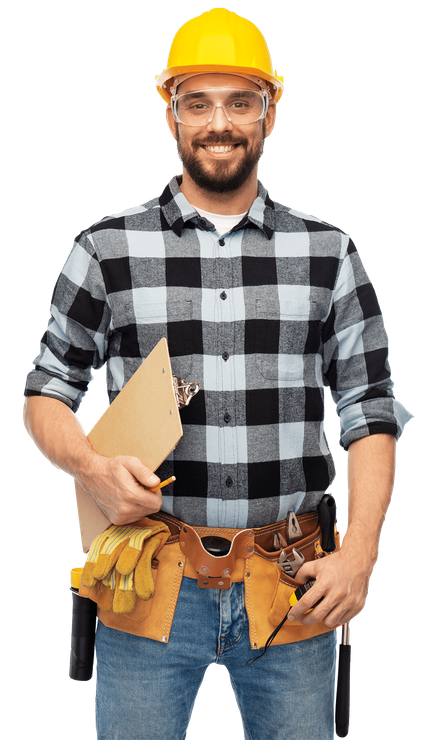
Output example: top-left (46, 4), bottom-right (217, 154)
top-left (24, 9), bottom-right (411, 740)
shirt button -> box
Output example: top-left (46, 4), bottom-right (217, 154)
top-left (220, 291), bottom-right (227, 300)
top-left (219, 238), bottom-right (225, 246)
top-left (224, 412), bottom-right (231, 423)
top-left (222, 351), bottom-right (229, 361)
top-left (226, 476), bottom-right (233, 487)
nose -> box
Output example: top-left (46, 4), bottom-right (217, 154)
top-left (206, 104), bottom-right (234, 133)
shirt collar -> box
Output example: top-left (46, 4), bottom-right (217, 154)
top-left (159, 176), bottom-right (275, 239)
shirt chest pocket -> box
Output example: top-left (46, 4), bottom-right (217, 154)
top-left (133, 299), bottom-right (194, 378)
top-left (255, 299), bottom-right (320, 381)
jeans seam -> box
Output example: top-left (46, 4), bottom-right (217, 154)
top-left (217, 584), bottom-right (245, 656)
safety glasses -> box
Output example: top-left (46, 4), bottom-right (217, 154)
top-left (171, 87), bottom-right (269, 127)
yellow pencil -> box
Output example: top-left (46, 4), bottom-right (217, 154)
top-left (151, 475), bottom-right (176, 492)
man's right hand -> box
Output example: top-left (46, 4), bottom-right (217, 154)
top-left (77, 454), bottom-right (162, 525)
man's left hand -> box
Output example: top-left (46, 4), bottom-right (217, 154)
top-left (288, 545), bottom-right (371, 628)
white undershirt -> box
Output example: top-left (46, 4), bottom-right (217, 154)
top-left (196, 207), bottom-right (247, 236)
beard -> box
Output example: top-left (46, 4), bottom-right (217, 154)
top-left (176, 124), bottom-right (266, 193)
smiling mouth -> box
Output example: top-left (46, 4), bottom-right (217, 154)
top-left (202, 144), bottom-right (240, 153)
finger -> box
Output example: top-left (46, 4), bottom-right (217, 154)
top-left (320, 599), bottom-right (364, 627)
top-left (289, 598), bottom-right (320, 622)
top-left (300, 590), bottom-right (364, 627)
top-left (301, 606), bottom-right (345, 628)
top-left (121, 457), bottom-right (160, 489)
top-left (288, 585), bottom-right (325, 621)
top-left (294, 561), bottom-right (318, 584)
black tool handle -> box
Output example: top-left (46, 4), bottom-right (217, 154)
top-left (335, 643), bottom-right (351, 737)
top-left (69, 589), bottom-right (97, 681)
top-left (317, 494), bottom-right (337, 552)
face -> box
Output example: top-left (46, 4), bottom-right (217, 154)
top-left (167, 74), bottom-right (275, 194)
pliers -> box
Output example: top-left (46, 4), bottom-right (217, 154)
top-left (273, 510), bottom-right (303, 552)
top-left (287, 510), bottom-right (303, 543)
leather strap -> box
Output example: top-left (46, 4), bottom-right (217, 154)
top-left (179, 524), bottom-right (255, 589)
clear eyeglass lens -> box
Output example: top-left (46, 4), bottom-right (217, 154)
top-left (173, 88), bottom-right (266, 126)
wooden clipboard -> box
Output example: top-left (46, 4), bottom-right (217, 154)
top-left (75, 338), bottom-right (183, 552)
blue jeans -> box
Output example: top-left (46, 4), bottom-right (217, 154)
top-left (96, 576), bottom-right (336, 740)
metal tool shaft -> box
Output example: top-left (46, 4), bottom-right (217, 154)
top-left (342, 622), bottom-right (350, 646)
top-left (336, 622), bottom-right (351, 737)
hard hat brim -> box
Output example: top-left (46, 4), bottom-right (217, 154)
top-left (156, 64), bottom-right (284, 104)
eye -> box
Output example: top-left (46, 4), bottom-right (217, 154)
top-left (230, 100), bottom-right (250, 109)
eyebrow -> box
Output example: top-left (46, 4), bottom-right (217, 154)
top-left (180, 92), bottom-right (208, 102)
top-left (180, 89), bottom-right (257, 102)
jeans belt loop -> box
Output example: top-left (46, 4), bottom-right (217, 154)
top-left (179, 524), bottom-right (255, 589)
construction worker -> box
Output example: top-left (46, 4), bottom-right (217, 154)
top-left (24, 9), bottom-right (411, 740)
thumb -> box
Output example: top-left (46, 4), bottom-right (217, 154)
top-left (294, 559), bottom-right (318, 584)
top-left (122, 457), bottom-right (160, 488)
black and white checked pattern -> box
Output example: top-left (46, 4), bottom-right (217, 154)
top-left (25, 177), bottom-right (411, 527)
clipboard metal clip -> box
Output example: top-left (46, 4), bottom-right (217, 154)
top-left (173, 376), bottom-right (200, 408)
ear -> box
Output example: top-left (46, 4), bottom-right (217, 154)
top-left (264, 101), bottom-right (276, 138)
top-left (166, 106), bottom-right (178, 140)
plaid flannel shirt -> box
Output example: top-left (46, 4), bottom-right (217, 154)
top-left (25, 177), bottom-right (411, 527)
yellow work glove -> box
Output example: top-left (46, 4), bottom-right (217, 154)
top-left (81, 518), bottom-right (170, 615)
top-left (82, 524), bottom-right (145, 586)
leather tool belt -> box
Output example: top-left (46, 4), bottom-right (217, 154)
top-left (79, 510), bottom-right (340, 650)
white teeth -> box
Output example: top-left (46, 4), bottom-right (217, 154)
top-left (204, 145), bottom-right (235, 153)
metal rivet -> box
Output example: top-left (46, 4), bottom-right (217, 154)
top-left (248, 531), bottom-right (254, 538)
top-left (162, 368), bottom-right (165, 373)
top-left (222, 569), bottom-right (229, 576)
top-left (253, 642), bottom-right (258, 649)
top-left (201, 567), bottom-right (209, 574)
top-left (245, 572), bottom-right (250, 577)
top-left (178, 562), bottom-right (184, 567)
top-left (218, 581), bottom-right (224, 586)
top-left (161, 636), bottom-right (167, 642)
top-left (247, 547), bottom-right (253, 553)
top-left (170, 409), bottom-right (172, 414)
top-left (183, 527), bottom-right (188, 533)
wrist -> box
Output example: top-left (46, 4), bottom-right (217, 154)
top-left (340, 528), bottom-right (379, 574)
top-left (65, 438), bottom-right (104, 483)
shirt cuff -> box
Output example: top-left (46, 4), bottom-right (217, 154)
top-left (339, 398), bottom-right (413, 450)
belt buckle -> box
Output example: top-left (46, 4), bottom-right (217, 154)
top-left (198, 574), bottom-right (232, 590)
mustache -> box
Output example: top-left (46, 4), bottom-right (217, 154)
top-left (192, 133), bottom-right (248, 148)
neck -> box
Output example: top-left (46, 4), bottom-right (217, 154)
top-left (179, 167), bottom-right (258, 215)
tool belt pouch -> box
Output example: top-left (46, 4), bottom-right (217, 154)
top-left (79, 523), bottom-right (185, 644)
top-left (247, 512), bottom-right (341, 649)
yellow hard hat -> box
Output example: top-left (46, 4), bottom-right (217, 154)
top-left (156, 8), bottom-right (284, 104)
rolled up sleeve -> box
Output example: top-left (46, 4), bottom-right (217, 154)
top-left (24, 231), bottom-right (110, 412)
top-left (321, 235), bottom-right (412, 449)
